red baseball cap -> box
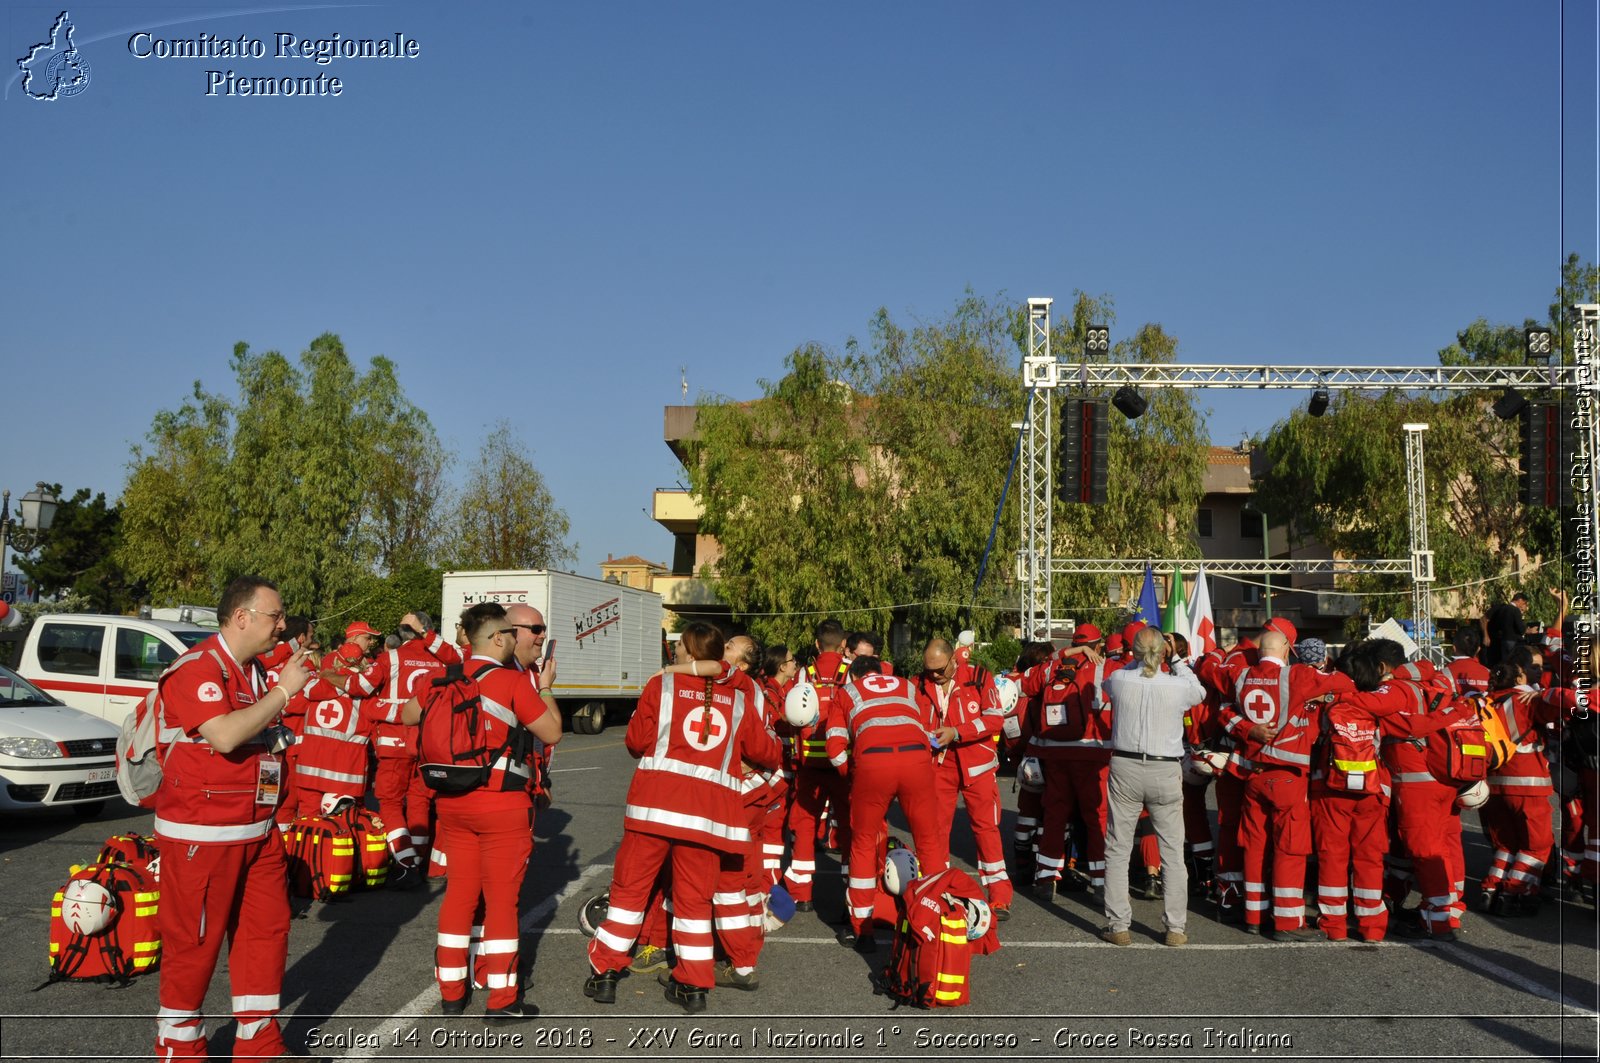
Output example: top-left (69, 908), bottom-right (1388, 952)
top-left (1106, 633), bottom-right (1125, 654)
top-left (1121, 621), bottom-right (1146, 649)
top-left (1072, 623), bottom-right (1103, 646)
top-left (345, 621), bottom-right (381, 640)
top-left (1263, 617), bottom-right (1297, 645)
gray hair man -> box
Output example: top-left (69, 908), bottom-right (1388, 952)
top-left (1100, 626), bottom-right (1205, 947)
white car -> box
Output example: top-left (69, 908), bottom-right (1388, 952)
top-left (0, 662), bottom-right (122, 818)
top-left (17, 614), bottom-right (211, 725)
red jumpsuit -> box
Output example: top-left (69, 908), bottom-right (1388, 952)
top-left (1180, 663), bottom-right (1224, 887)
top-left (588, 665), bottom-right (780, 990)
top-left (1026, 662), bottom-right (1111, 889)
top-left (1481, 684), bottom-right (1578, 898)
top-left (1197, 645), bottom-right (1258, 914)
top-left (915, 665), bottom-right (1013, 908)
top-left (1310, 701), bottom-right (1391, 940)
top-left (424, 658), bottom-right (547, 1011)
top-left (282, 679), bottom-right (388, 818)
top-left (351, 633), bottom-right (459, 870)
top-left (1219, 656), bottom-right (1351, 933)
top-left (153, 636), bottom-right (291, 1061)
top-left (1341, 662), bottom-right (1474, 936)
top-left (782, 653), bottom-right (852, 903)
top-left (828, 672), bottom-right (943, 937)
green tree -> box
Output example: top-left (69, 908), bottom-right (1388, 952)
top-left (118, 334), bottom-right (447, 613)
top-left (445, 422), bottom-right (574, 571)
top-left (14, 488), bottom-right (143, 612)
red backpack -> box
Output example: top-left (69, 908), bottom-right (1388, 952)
top-left (284, 814), bottom-right (358, 901)
top-left (43, 862), bottom-right (162, 985)
top-left (417, 663), bottom-right (530, 793)
top-left (1422, 690), bottom-right (1492, 784)
top-left (96, 833), bottom-right (161, 882)
top-left (1320, 705), bottom-right (1382, 794)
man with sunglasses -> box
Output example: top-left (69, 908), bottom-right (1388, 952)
top-left (336, 610), bottom-right (463, 879)
top-left (507, 605), bottom-right (559, 809)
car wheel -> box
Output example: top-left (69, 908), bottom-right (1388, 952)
top-left (71, 801), bottom-right (106, 820)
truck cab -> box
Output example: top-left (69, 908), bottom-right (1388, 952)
top-left (17, 615), bottom-right (213, 725)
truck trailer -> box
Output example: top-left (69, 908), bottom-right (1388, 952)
top-left (440, 569), bottom-right (665, 733)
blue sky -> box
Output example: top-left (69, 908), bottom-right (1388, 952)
top-left (2, 0), bottom-right (1596, 585)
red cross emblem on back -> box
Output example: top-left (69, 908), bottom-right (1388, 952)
top-left (682, 705), bottom-right (727, 751)
top-left (316, 700), bottom-right (347, 729)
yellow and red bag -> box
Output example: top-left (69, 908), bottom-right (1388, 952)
top-left (285, 815), bottom-right (357, 901)
top-left (96, 833), bottom-right (160, 882)
top-left (337, 806), bottom-right (391, 890)
top-left (45, 862), bottom-right (161, 985)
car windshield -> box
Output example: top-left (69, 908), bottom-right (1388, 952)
top-left (0, 664), bottom-right (59, 707)
top-left (176, 631), bottom-right (211, 648)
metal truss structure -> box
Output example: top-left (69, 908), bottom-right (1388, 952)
top-left (1016, 300), bottom-right (1594, 655)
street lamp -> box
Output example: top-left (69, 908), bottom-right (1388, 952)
top-left (1242, 498), bottom-right (1272, 620)
top-left (0, 482), bottom-right (61, 604)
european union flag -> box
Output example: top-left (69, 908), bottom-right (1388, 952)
top-left (1133, 564), bottom-right (1161, 628)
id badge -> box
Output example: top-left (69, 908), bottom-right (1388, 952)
top-left (1045, 702), bottom-right (1065, 728)
top-left (1002, 715), bottom-right (1022, 740)
top-left (255, 756), bottom-right (283, 806)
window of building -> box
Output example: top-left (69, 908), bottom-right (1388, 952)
top-left (1240, 509), bottom-right (1263, 538)
top-left (1197, 508), bottom-right (1213, 538)
top-left (1242, 583), bottom-right (1264, 606)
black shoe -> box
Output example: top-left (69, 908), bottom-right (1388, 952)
top-left (994, 905), bottom-right (1011, 923)
top-left (1487, 891), bottom-right (1511, 917)
top-left (439, 996), bottom-right (466, 1016)
top-left (794, 900), bottom-right (814, 913)
top-left (1475, 888), bottom-right (1498, 913)
top-left (1266, 926), bottom-right (1321, 943)
top-left (1242, 923), bottom-right (1260, 935)
top-left (854, 931), bottom-right (877, 954)
top-left (484, 1002), bottom-right (538, 1026)
top-left (835, 926), bottom-right (858, 948)
top-left (1061, 868), bottom-right (1090, 892)
top-left (388, 864), bottom-right (425, 891)
top-left (661, 975), bottom-right (708, 1014)
top-left (1032, 879), bottom-right (1056, 902)
top-left (583, 970), bottom-right (619, 1005)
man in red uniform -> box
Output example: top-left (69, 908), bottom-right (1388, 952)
top-left (342, 611), bottom-right (460, 875)
top-left (915, 638), bottom-right (1013, 916)
top-left (282, 648), bottom-right (389, 819)
top-left (1446, 625), bottom-right (1491, 700)
top-left (1219, 629), bottom-right (1352, 938)
top-left (154, 576), bottom-right (315, 1061)
top-left (829, 656), bottom-right (943, 948)
top-left (400, 603), bottom-right (561, 1022)
top-left (585, 622), bottom-right (781, 1014)
top-left (1028, 633), bottom-right (1114, 898)
top-left (781, 619), bottom-right (852, 911)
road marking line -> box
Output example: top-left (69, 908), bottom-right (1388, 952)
top-left (333, 863), bottom-right (614, 1063)
top-left (549, 765), bottom-right (601, 773)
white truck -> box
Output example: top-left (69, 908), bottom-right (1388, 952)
top-left (440, 569), bottom-right (665, 734)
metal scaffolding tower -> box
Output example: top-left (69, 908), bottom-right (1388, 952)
top-left (1017, 298), bottom-right (1057, 638)
top-left (1017, 308), bottom-right (1587, 652)
top-left (1403, 424), bottom-right (1435, 659)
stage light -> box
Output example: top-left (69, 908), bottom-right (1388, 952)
top-left (1112, 385), bottom-right (1147, 419)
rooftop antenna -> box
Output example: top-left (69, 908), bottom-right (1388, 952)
top-left (680, 366), bottom-right (688, 399)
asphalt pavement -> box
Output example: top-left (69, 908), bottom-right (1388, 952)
top-left (0, 729), bottom-right (1595, 1062)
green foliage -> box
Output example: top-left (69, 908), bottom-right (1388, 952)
top-left (971, 630), bottom-right (1022, 674)
top-left (1256, 260), bottom-right (1596, 636)
top-left (443, 421), bottom-right (574, 571)
top-left (344, 561), bottom-right (445, 637)
top-left (687, 293), bottom-right (1021, 649)
top-left (118, 334), bottom-right (447, 614)
top-left (14, 488), bottom-right (143, 612)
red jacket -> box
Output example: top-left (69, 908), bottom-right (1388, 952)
top-left (1336, 662), bottom-right (1470, 785)
top-left (1024, 659), bottom-right (1114, 763)
top-left (154, 635), bottom-right (280, 845)
top-left (1219, 657), bottom-right (1351, 771)
top-left (1445, 657), bottom-right (1491, 700)
top-left (623, 664), bottom-right (780, 851)
top-left (914, 667), bottom-right (1003, 777)
top-left (1487, 684), bottom-right (1578, 796)
top-left (354, 636), bottom-right (460, 759)
top-left (826, 673), bottom-right (933, 768)
top-left (285, 680), bottom-right (388, 796)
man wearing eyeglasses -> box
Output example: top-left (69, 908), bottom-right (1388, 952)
top-left (153, 575), bottom-right (315, 1061)
top-left (337, 611), bottom-right (464, 879)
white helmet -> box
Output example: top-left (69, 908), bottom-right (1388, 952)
top-left (960, 895), bottom-right (992, 941)
top-left (993, 675), bottom-right (1020, 714)
top-left (1456, 780), bottom-right (1489, 809)
top-left (577, 890), bottom-right (609, 937)
top-left (956, 629), bottom-right (977, 648)
top-left (319, 793), bottom-right (356, 817)
top-left (60, 878), bottom-right (117, 936)
top-left (1180, 753), bottom-right (1208, 787)
top-left (1017, 756), bottom-right (1044, 793)
top-left (784, 682), bottom-right (819, 728)
top-left (883, 846), bottom-right (920, 896)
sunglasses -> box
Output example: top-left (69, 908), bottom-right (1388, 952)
top-left (496, 629), bottom-right (518, 639)
top-left (510, 624), bottom-right (546, 635)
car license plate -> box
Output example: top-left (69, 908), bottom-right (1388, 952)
top-left (85, 767), bottom-right (115, 784)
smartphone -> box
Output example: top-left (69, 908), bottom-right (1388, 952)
top-left (543, 638), bottom-right (556, 664)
